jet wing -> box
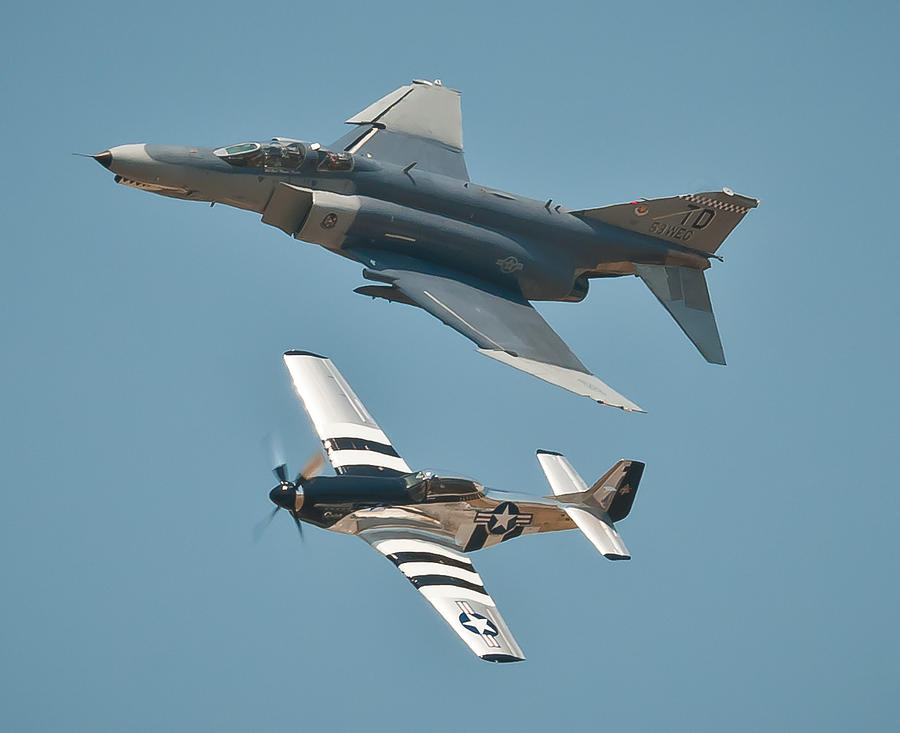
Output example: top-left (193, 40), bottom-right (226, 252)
top-left (356, 267), bottom-right (644, 412)
top-left (356, 524), bottom-right (525, 663)
top-left (282, 351), bottom-right (412, 477)
top-left (330, 80), bottom-right (469, 181)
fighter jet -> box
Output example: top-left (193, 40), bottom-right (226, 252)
top-left (90, 79), bottom-right (758, 412)
top-left (265, 350), bottom-right (646, 662)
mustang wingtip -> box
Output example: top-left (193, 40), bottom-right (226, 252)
top-left (283, 350), bottom-right (328, 359)
top-left (480, 653), bottom-right (526, 663)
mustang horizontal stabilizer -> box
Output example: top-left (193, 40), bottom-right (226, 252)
top-left (572, 189), bottom-right (758, 254)
top-left (359, 529), bottom-right (525, 663)
top-left (563, 507), bottom-right (630, 561)
top-left (282, 351), bottom-right (411, 477)
top-left (361, 266), bottom-right (643, 412)
top-left (536, 451), bottom-right (644, 560)
top-left (634, 264), bottom-right (725, 365)
top-left (331, 80), bottom-right (468, 181)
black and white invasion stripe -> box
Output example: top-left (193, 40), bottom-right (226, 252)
top-left (320, 426), bottom-right (411, 475)
top-left (374, 539), bottom-right (492, 602)
top-left (282, 353), bottom-right (412, 475)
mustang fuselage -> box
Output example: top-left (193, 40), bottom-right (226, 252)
top-left (269, 471), bottom-right (575, 554)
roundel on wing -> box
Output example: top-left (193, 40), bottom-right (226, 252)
top-left (459, 611), bottom-right (499, 638)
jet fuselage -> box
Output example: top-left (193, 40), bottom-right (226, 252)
top-left (98, 141), bottom-right (708, 303)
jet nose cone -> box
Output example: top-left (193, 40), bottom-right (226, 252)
top-left (93, 150), bottom-right (112, 169)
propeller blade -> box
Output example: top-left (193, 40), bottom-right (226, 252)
top-left (293, 515), bottom-right (305, 541)
top-left (263, 432), bottom-right (288, 479)
top-left (273, 463), bottom-right (289, 484)
top-left (253, 506), bottom-right (280, 543)
top-left (297, 452), bottom-right (326, 483)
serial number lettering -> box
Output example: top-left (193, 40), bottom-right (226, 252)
top-left (649, 221), bottom-right (694, 240)
top-left (649, 206), bottom-right (716, 241)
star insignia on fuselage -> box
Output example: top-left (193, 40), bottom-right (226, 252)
top-left (489, 504), bottom-right (517, 533)
top-left (474, 501), bottom-right (534, 536)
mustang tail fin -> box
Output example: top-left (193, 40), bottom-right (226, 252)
top-left (572, 188), bottom-right (758, 255)
top-left (536, 451), bottom-right (644, 561)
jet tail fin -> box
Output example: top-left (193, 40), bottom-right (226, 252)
top-left (634, 264), bottom-right (725, 365)
top-left (536, 451), bottom-right (644, 561)
top-left (572, 189), bottom-right (758, 255)
top-left (572, 189), bottom-right (757, 363)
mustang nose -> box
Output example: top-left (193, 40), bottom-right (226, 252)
top-left (269, 485), bottom-right (300, 512)
top-left (93, 150), bottom-right (112, 169)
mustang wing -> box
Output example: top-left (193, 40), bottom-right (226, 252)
top-left (356, 521), bottom-right (525, 663)
top-left (357, 267), bottom-right (643, 412)
top-left (330, 80), bottom-right (468, 181)
top-left (282, 351), bottom-right (411, 477)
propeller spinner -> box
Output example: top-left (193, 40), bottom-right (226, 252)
top-left (258, 451), bottom-right (325, 542)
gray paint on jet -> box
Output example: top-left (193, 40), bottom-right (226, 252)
top-left (91, 81), bottom-right (758, 410)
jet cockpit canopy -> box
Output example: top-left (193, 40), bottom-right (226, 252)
top-left (213, 139), bottom-right (307, 170)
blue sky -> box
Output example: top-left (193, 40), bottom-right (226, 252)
top-left (2, 1), bottom-right (898, 731)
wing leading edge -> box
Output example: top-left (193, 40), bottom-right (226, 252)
top-left (282, 351), bottom-right (411, 477)
top-left (358, 267), bottom-right (643, 412)
top-left (358, 527), bottom-right (525, 663)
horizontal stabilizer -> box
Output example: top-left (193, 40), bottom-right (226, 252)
top-left (563, 507), bottom-right (630, 560)
top-left (635, 264), bottom-right (725, 365)
top-left (535, 450), bottom-right (589, 496)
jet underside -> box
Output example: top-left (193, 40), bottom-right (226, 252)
top-left (93, 80), bottom-right (757, 409)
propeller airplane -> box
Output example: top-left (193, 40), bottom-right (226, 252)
top-left (263, 350), bottom-right (646, 662)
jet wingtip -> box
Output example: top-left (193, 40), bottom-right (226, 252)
top-left (600, 399), bottom-right (647, 415)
